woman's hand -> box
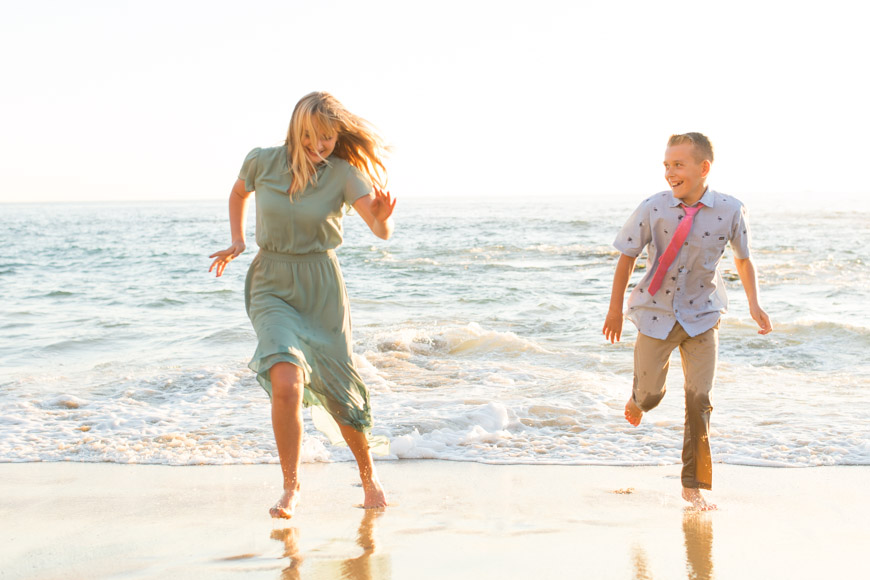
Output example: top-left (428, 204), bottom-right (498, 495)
top-left (369, 187), bottom-right (397, 222)
top-left (209, 240), bottom-right (246, 277)
top-left (353, 187), bottom-right (397, 240)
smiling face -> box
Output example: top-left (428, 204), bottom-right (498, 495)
top-left (300, 126), bottom-right (338, 164)
top-left (663, 143), bottom-right (711, 205)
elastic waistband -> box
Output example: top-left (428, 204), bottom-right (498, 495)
top-left (257, 249), bottom-right (336, 263)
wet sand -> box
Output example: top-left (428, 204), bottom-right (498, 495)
top-left (1, 461), bottom-right (866, 579)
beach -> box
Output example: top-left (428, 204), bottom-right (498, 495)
top-left (2, 199), bottom-right (868, 578)
top-left (2, 461), bottom-right (866, 579)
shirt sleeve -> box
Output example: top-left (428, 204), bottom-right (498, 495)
top-left (344, 164), bottom-right (373, 208)
top-left (238, 147), bottom-right (261, 192)
top-left (729, 203), bottom-right (752, 259)
top-left (613, 200), bottom-right (652, 258)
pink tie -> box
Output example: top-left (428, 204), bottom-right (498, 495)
top-left (647, 204), bottom-right (703, 297)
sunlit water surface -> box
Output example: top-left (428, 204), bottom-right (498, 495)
top-left (2, 194), bottom-right (867, 467)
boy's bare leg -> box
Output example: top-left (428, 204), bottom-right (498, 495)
top-left (338, 423), bottom-right (387, 508)
top-left (270, 362), bottom-right (305, 518)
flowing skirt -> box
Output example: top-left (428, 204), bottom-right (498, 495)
top-left (245, 249), bottom-right (377, 441)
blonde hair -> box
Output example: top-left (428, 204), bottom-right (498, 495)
top-left (285, 91), bottom-right (388, 197)
top-left (667, 132), bottom-right (714, 163)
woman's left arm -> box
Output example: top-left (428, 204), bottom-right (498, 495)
top-left (353, 187), bottom-right (397, 240)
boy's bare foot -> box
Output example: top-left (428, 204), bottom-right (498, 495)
top-left (362, 477), bottom-right (387, 509)
top-left (270, 489), bottom-right (300, 519)
top-left (682, 487), bottom-right (717, 511)
top-left (624, 398), bottom-right (643, 426)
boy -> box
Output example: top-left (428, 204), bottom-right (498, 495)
top-left (602, 133), bottom-right (772, 510)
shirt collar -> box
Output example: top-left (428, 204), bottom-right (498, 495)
top-left (669, 186), bottom-right (716, 208)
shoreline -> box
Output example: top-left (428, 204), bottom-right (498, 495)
top-left (2, 461), bottom-right (866, 579)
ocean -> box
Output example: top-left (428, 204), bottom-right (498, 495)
top-left (2, 195), bottom-right (868, 468)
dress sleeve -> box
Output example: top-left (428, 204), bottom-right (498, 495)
top-left (238, 147), bottom-right (261, 192)
top-left (613, 200), bottom-right (652, 258)
top-left (729, 203), bottom-right (752, 259)
top-left (343, 164), bottom-right (373, 208)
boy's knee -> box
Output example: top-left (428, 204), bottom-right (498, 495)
top-left (636, 392), bottom-right (665, 412)
top-left (633, 375), bottom-right (666, 412)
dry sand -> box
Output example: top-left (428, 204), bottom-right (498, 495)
top-left (1, 461), bottom-right (866, 579)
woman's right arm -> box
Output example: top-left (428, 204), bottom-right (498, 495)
top-left (209, 179), bottom-right (253, 277)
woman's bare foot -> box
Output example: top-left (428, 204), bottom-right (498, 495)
top-left (682, 487), bottom-right (717, 511)
top-left (625, 398), bottom-right (643, 426)
top-left (362, 477), bottom-right (387, 509)
top-left (270, 488), bottom-right (301, 519)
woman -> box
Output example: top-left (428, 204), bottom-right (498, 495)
top-left (209, 92), bottom-right (396, 518)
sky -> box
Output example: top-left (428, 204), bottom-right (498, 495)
top-left (1, 0), bottom-right (867, 204)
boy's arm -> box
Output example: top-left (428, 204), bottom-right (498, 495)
top-left (603, 253), bottom-right (638, 343)
top-left (733, 256), bottom-right (772, 335)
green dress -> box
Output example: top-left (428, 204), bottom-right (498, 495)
top-left (239, 145), bottom-right (379, 442)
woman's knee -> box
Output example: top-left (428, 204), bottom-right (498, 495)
top-left (270, 363), bottom-right (304, 404)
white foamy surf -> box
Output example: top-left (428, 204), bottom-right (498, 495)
top-left (2, 197), bottom-right (868, 467)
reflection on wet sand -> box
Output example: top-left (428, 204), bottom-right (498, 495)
top-left (270, 526), bottom-right (302, 580)
top-left (683, 511), bottom-right (714, 580)
top-left (632, 544), bottom-right (654, 580)
top-left (340, 509), bottom-right (390, 579)
top-left (629, 511), bottom-right (714, 579)
top-left (271, 509), bottom-right (391, 579)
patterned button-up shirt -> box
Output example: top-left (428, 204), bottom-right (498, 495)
top-left (613, 188), bottom-right (752, 339)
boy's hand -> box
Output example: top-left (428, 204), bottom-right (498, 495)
top-left (733, 257), bottom-right (772, 334)
top-left (603, 309), bottom-right (625, 343)
top-left (750, 304), bottom-right (772, 335)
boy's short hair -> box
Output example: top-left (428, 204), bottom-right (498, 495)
top-left (668, 132), bottom-right (714, 163)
